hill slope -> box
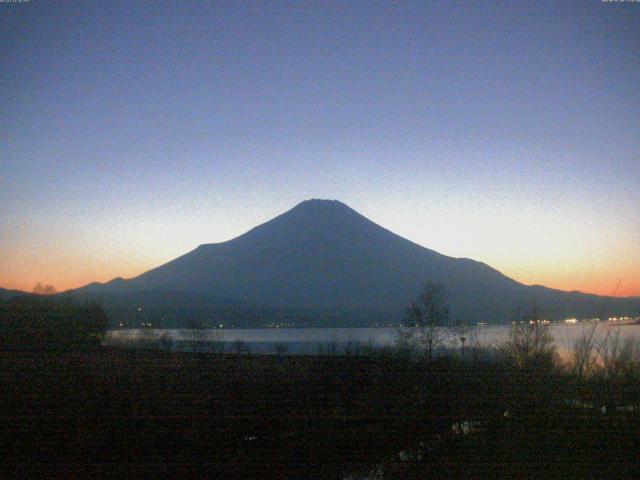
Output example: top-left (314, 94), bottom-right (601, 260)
top-left (0, 287), bottom-right (31, 302)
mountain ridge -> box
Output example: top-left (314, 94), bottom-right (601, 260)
top-left (63, 199), bottom-right (639, 326)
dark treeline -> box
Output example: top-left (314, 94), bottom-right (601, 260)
top-left (0, 295), bottom-right (108, 350)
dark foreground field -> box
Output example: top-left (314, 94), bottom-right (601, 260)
top-left (2, 349), bottom-right (639, 479)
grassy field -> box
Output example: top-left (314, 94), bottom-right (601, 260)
top-left (1, 348), bottom-right (639, 479)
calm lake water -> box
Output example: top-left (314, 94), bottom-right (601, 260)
top-left (104, 322), bottom-right (640, 358)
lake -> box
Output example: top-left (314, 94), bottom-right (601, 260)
top-left (104, 321), bottom-right (640, 358)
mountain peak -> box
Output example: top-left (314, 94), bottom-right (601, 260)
top-left (292, 198), bottom-right (351, 211)
top-left (228, 198), bottom-right (371, 247)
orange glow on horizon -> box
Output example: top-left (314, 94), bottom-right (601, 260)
top-left (1, 261), bottom-right (638, 298)
top-left (500, 262), bottom-right (640, 299)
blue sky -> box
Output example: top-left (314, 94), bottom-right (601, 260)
top-left (1, 0), bottom-right (639, 295)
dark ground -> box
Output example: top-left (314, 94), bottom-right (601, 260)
top-left (1, 349), bottom-right (639, 479)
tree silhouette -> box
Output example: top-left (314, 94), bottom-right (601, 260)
top-left (0, 296), bottom-right (108, 349)
top-left (404, 282), bottom-right (450, 361)
top-left (33, 283), bottom-right (57, 295)
top-left (496, 304), bottom-right (556, 368)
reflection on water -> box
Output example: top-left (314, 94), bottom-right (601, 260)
top-left (104, 322), bottom-right (640, 357)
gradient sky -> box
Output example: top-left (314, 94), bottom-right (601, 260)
top-left (1, 0), bottom-right (639, 297)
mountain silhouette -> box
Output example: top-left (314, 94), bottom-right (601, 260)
top-left (68, 199), bottom-right (639, 326)
top-left (0, 287), bottom-right (32, 301)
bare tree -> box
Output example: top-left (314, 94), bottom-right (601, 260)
top-left (468, 328), bottom-right (488, 362)
top-left (208, 330), bottom-right (226, 354)
top-left (33, 283), bottom-right (56, 295)
top-left (184, 319), bottom-right (209, 353)
top-left (569, 281), bottom-right (630, 380)
top-left (597, 326), bottom-right (640, 380)
top-left (139, 322), bottom-right (158, 350)
top-left (394, 327), bottom-right (418, 357)
top-left (402, 282), bottom-right (450, 361)
top-left (496, 305), bottom-right (556, 367)
top-left (158, 333), bottom-right (173, 351)
top-left (569, 322), bottom-right (599, 380)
